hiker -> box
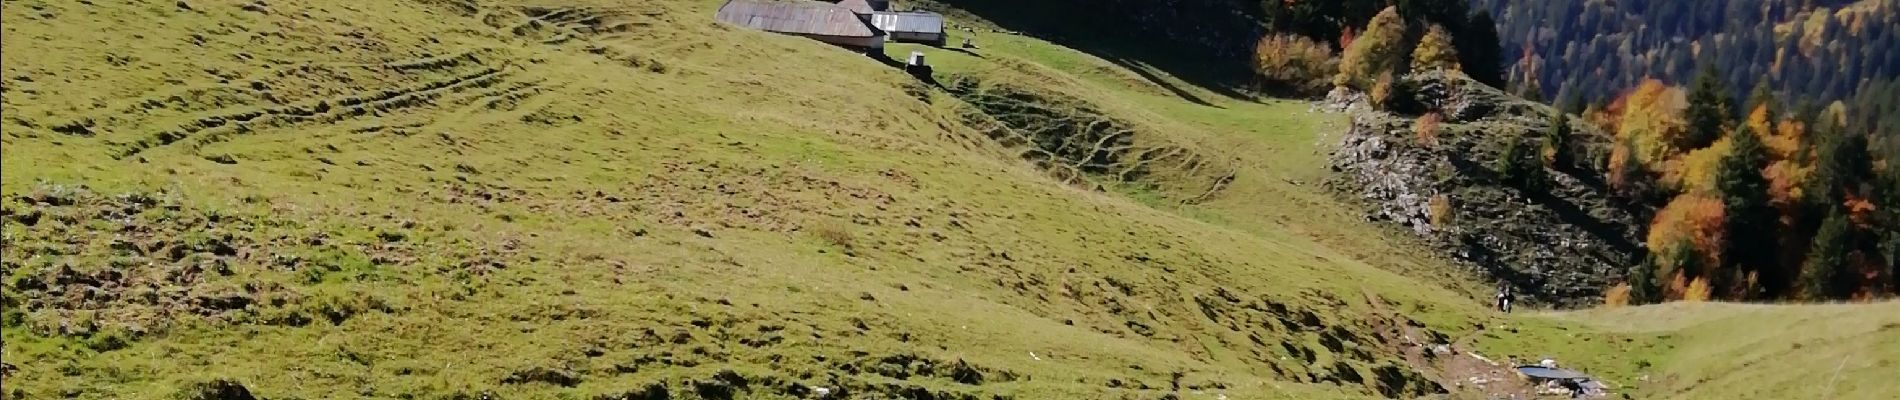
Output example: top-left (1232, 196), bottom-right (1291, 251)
top-left (1495, 283), bottom-right (1515, 313)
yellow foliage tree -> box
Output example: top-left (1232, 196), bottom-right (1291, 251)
top-left (1614, 79), bottom-right (1691, 169)
top-left (1335, 6), bottom-right (1406, 90)
top-left (1253, 34), bottom-right (1338, 95)
top-left (1684, 277), bottom-right (1713, 302)
top-left (1411, 24), bottom-right (1462, 73)
top-left (1665, 137), bottom-right (1734, 195)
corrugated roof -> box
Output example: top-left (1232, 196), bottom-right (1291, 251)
top-left (870, 11), bottom-right (943, 34)
top-left (716, 0), bottom-right (881, 38)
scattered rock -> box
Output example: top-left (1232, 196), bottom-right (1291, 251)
top-left (502, 367), bottom-right (581, 387)
top-left (176, 379), bottom-right (255, 400)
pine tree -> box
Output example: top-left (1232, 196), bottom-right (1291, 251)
top-left (1629, 254), bottom-right (1661, 304)
top-left (1411, 24), bottom-right (1462, 73)
top-left (1543, 110), bottom-right (1571, 166)
top-left (1458, 11), bottom-right (1505, 88)
top-left (1746, 82), bottom-right (1777, 121)
top-left (1715, 116), bottom-right (1777, 297)
top-left (1335, 6), bottom-right (1407, 90)
top-left (1799, 207), bottom-right (1852, 300)
top-left (1685, 64), bottom-right (1733, 150)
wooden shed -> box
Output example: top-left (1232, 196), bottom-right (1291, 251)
top-left (870, 11), bottom-right (946, 45)
top-left (716, 0), bottom-right (886, 50)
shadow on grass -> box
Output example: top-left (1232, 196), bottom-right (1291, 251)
top-left (930, 0), bottom-right (1261, 105)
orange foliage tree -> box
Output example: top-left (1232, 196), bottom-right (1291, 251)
top-left (1647, 195), bottom-right (1728, 290)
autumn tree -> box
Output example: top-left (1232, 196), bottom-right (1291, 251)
top-left (1614, 80), bottom-right (1690, 169)
top-left (1411, 24), bottom-right (1461, 73)
top-left (1253, 34), bottom-right (1338, 96)
top-left (1335, 6), bottom-right (1407, 91)
top-left (1648, 195), bottom-right (1728, 281)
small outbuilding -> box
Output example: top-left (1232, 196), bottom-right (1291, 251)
top-left (716, 0), bottom-right (886, 50)
top-left (870, 11), bottom-right (947, 46)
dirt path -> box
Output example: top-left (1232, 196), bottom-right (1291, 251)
top-left (1363, 292), bottom-right (1537, 399)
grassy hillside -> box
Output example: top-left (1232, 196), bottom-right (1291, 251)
top-left (3, 1), bottom-right (1893, 400)
top-left (0, 0), bottom-right (1495, 398)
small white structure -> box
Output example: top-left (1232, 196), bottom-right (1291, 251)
top-left (907, 51), bottom-right (926, 67)
top-left (870, 11), bottom-right (947, 45)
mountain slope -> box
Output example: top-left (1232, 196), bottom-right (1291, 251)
top-left (5, 1), bottom-right (1895, 400)
top-left (1, 1), bottom-right (1492, 398)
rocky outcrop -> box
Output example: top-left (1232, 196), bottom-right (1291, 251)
top-left (1327, 74), bottom-right (1644, 307)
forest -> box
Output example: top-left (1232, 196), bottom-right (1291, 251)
top-left (1249, 0), bottom-right (1900, 303)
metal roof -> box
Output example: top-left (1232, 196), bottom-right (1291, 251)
top-left (836, 0), bottom-right (876, 14)
top-left (1515, 366), bottom-right (1591, 380)
top-left (870, 11), bottom-right (944, 34)
top-left (716, 0), bottom-right (882, 38)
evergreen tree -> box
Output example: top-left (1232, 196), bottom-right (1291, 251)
top-left (1457, 11), bottom-right (1506, 88)
top-left (1495, 134), bottom-right (1548, 192)
top-left (1799, 207), bottom-right (1852, 300)
top-left (1629, 254), bottom-right (1660, 304)
top-left (1411, 24), bottom-right (1462, 73)
top-left (1746, 82), bottom-right (1777, 121)
top-left (1685, 64), bottom-right (1733, 150)
top-left (1335, 6), bottom-right (1408, 90)
top-left (1715, 116), bottom-right (1777, 297)
top-left (1543, 110), bottom-right (1571, 166)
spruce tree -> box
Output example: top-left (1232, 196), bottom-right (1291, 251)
top-left (1544, 110), bottom-right (1571, 166)
top-left (1629, 254), bottom-right (1661, 304)
top-left (1685, 64), bottom-right (1733, 150)
top-left (1746, 82), bottom-right (1777, 120)
top-left (1457, 11), bottom-right (1505, 88)
top-left (1799, 207), bottom-right (1852, 300)
top-left (1716, 118), bottom-right (1776, 297)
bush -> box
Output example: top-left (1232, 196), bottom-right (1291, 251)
top-left (1252, 34), bottom-right (1338, 96)
top-left (811, 221), bottom-right (855, 250)
top-left (1603, 283), bottom-right (1632, 307)
top-left (1684, 277), bottom-right (1713, 302)
top-left (1428, 194), bottom-right (1455, 227)
top-left (1494, 134), bottom-right (1550, 192)
top-left (1414, 113), bottom-right (1443, 147)
top-left (1369, 72), bottom-right (1398, 110)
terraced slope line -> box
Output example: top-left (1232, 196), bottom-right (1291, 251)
top-left (2, 1), bottom-right (1496, 399)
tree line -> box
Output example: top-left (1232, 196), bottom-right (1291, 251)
top-left (1248, 1), bottom-right (1900, 303)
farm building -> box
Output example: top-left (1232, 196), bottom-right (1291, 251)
top-left (870, 11), bottom-right (946, 45)
top-left (715, 0), bottom-right (886, 49)
top-left (835, 0), bottom-right (888, 14)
